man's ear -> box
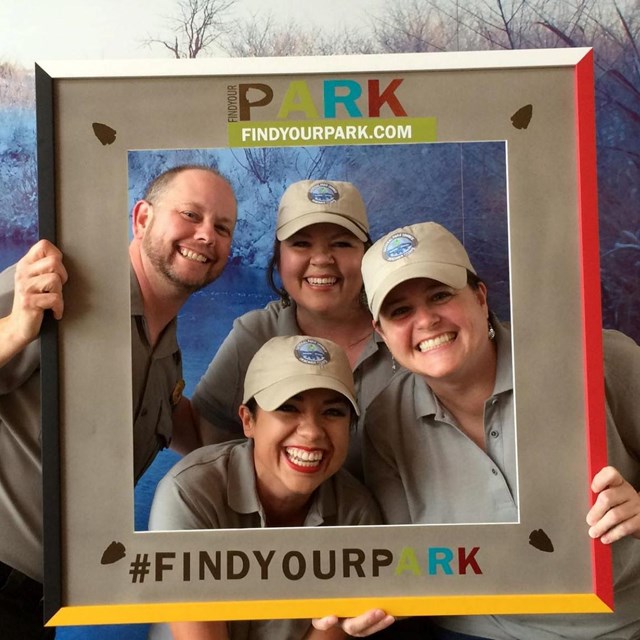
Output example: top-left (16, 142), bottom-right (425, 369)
top-left (132, 200), bottom-right (151, 239)
top-left (239, 405), bottom-right (255, 438)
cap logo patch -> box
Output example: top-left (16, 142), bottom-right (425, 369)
top-left (383, 232), bottom-right (417, 261)
top-left (294, 339), bottom-right (331, 365)
top-left (308, 182), bottom-right (339, 205)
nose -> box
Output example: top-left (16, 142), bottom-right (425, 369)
top-left (414, 303), bottom-right (439, 329)
top-left (295, 412), bottom-right (325, 442)
top-left (195, 219), bottom-right (216, 245)
top-left (310, 247), bottom-right (335, 266)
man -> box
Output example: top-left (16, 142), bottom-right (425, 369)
top-left (0, 164), bottom-right (237, 639)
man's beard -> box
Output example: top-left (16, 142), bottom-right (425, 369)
top-left (142, 231), bottom-right (217, 294)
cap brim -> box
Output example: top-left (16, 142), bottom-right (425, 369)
top-left (277, 212), bottom-right (368, 242)
top-left (252, 374), bottom-right (360, 415)
top-left (370, 261), bottom-right (469, 321)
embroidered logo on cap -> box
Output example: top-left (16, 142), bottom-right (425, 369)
top-left (294, 339), bottom-right (331, 365)
top-left (382, 232), bottom-right (417, 261)
top-left (308, 182), bottom-right (339, 205)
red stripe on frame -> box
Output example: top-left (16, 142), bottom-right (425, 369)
top-left (575, 49), bottom-right (613, 609)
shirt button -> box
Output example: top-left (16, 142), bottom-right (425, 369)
top-left (491, 468), bottom-right (498, 476)
top-left (491, 397), bottom-right (498, 405)
top-left (490, 430), bottom-right (499, 438)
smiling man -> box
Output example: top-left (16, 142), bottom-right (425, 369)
top-left (0, 164), bottom-right (237, 639)
top-left (128, 164), bottom-right (237, 475)
top-left (135, 168), bottom-right (235, 295)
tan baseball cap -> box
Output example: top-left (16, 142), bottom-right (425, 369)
top-left (362, 222), bottom-right (476, 321)
top-left (243, 335), bottom-right (359, 415)
top-left (276, 180), bottom-right (369, 242)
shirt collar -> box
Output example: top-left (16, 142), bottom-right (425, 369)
top-left (413, 317), bottom-right (513, 419)
top-left (130, 265), bottom-right (179, 357)
top-left (277, 301), bottom-right (385, 367)
top-left (303, 476), bottom-right (338, 526)
top-left (227, 439), bottom-right (336, 526)
top-left (276, 300), bottom-right (302, 334)
top-left (227, 440), bottom-right (265, 522)
top-left (130, 265), bottom-right (144, 316)
top-left (357, 329), bottom-right (388, 366)
top-left (414, 373), bottom-right (440, 418)
top-left (491, 315), bottom-right (513, 396)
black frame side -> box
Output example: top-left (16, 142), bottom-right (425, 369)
top-left (35, 62), bottom-right (62, 624)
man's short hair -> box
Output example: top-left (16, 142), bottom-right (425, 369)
top-left (142, 164), bottom-right (232, 204)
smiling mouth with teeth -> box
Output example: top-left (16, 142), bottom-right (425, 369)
top-left (305, 277), bottom-right (338, 286)
top-left (285, 446), bottom-right (324, 470)
top-left (179, 247), bottom-right (209, 263)
top-left (418, 332), bottom-right (456, 352)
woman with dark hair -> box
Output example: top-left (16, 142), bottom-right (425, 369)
top-left (176, 179), bottom-right (399, 480)
top-left (150, 335), bottom-right (382, 640)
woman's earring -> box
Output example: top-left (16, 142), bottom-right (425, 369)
top-left (488, 320), bottom-right (496, 341)
top-left (280, 289), bottom-right (291, 308)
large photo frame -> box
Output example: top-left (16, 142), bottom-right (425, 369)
top-left (36, 48), bottom-right (610, 627)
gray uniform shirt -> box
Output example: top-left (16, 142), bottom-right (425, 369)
top-left (363, 319), bottom-right (517, 524)
top-left (192, 300), bottom-right (399, 480)
top-left (0, 265), bottom-right (43, 581)
top-left (0, 263), bottom-right (182, 581)
top-left (365, 322), bottom-right (640, 639)
top-left (149, 439), bottom-right (381, 640)
top-left (432, 330), bottom-right (640, 640)
top-left (129, 269), bottom-right (183, 479)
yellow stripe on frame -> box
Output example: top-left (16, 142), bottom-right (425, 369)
top-left (47, 593), bottom-right (613, 626)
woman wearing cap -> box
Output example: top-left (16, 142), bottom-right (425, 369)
top-left (318, 221), bottom-right (640, 638)
top-left (361, 221), bottom-right (517, 527)
top-left (175, 179), bottom-right (397, 480)
top-left (149, 335), bottom-right (382, 640)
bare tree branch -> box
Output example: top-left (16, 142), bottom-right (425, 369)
top-left (536, 20), bottom-right (578, 45)
top-left (615, 1), bottom-right (640, 70)
top-left (221, 10), bottom-right (362, 57)
top-left (144, 0), bottom-right (236, 58)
